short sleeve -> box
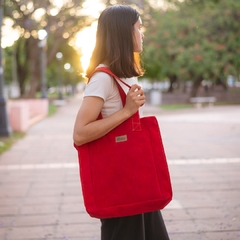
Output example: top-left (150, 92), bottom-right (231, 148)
top-left (84, 72), bottom-right (114, 101)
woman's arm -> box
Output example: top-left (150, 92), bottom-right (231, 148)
top-left (73, 84), bottom-right (145, 146)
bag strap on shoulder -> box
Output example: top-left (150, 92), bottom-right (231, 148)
top-left (88, 67), bottom-right (131, 88)
top-left (88, 67), bottom-right (130, 106)
top-left (94, 67), bottom-right (131, 88)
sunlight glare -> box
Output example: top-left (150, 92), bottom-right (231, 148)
top-left (81, 0), bottom-right (105, 18)
top-left (32, 8), bottom-right (46, 21)
top-left (2, 18), bottom-right (19, 48)
top-left (49, 0), bottom-right (64, 8)
top-left (49, 8), bottom-right (59, 16)
top-left (76, 21), bottom-right (98, 73)
top-left (148, 0), bottom-right (172, 10)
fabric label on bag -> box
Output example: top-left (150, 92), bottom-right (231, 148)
top-left (115, 135), bottom-right (128, 142)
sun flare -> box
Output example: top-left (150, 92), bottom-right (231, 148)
top-left (75, 21), bottom-right (98, 74)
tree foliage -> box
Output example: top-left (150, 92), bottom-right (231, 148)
top-left (5, 0), bottom-right (239, 98)
top-left (4, 0), bottom-right (91, 97)
top-left (143, 0), bottom-right (240, 96)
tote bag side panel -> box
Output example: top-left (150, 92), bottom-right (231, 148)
top-left (76, 144), bottom-right (98, 213)
top-left (142, 116), bottom-right (173, 204)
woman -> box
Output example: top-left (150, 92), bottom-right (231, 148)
top-left (73, 5), bottom-right (170, 240)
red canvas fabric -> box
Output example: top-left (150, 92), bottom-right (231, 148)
top-left (74, 67), bottom-right (172, 219)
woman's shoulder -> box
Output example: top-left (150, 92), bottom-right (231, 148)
top-left (85, 68), bottom-right (117, 100)
top-left (86, 68), bottom-right (116, 95)
top-left (89, 64), bottom-right (138, 86)
top-left (89, 65), bottom-right (113, 83)
top-left (90, 71), bottom-right (112, 82)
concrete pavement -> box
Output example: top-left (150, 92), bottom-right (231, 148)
top-left (0, 94), bottom-right (240, 240)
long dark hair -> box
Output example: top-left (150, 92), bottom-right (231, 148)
top-left (86, 5), bottom-right (144, 78)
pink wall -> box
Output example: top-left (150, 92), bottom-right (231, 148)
top-left (8, 99), bottom-right (49, 132)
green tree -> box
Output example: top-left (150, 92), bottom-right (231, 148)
top-left (3, 46), bottom-right (14, 85)
top-left (143, 9), bottom-right (183, 91)
top-left (144, 0), bottom-right (240, 96)
top-left (48, 42), bottom-right (83, 89)
top-left (176, 0), bottom-right (240, 95)
top-left (4, 0), bottom-right (91, 97)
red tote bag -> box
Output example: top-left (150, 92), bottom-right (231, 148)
top-left (74, 67), bottom-right (172, 219)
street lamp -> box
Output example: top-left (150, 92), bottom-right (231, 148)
top-left (56, 52), bottom-right (63, 100)
top-left (0, 0), bottom-right (11, 137)
top-left (38, 29), bottom-right (48, 98)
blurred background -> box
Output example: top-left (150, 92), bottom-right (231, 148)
top-left (0, 2), bottom-right (239, 239)
top-left (0, 0), bottom-right (240, 138)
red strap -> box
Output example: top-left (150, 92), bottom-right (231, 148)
top-left (89, 67), bottom-right (131, 88)
top-left (88, 67), bottom-right (129, 106)
top-left (88, 67), bottom-right (141, 131)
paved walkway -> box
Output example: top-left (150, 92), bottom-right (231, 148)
top-left (0, 94), bottom-right (240, 240)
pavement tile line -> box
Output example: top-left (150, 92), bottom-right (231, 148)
top-left (168, 158), bottom-right (240, 165)
top-left (0, 158), bottom-right (239, 170)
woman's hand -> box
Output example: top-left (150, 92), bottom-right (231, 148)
top-left (124, 84), bottom-right (146, 116)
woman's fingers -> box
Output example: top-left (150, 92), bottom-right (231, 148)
top-left (127, 84), bottom-right (146, 107)
top-left (129, 84), bottom-right (142, 93)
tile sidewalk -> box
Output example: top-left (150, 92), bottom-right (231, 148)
top-left (0, 94), bottom-right (240, 240)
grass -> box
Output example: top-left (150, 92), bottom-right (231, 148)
top-left (0, 132), bottom-right (26, 155)
top-left (36, 91), bottom-right (69, 100)
top-left (48, 103), bottom-right (57, 116)
top-left (160, 102), bottom-right (240, 110)
top-left (160, 103), bottom-right (194, 110)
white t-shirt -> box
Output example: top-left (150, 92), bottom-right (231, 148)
top-left (84, 65), bottom-right (140, 118)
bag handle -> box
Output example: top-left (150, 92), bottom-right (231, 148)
top-left (88, 67), bottom-right (142, 131)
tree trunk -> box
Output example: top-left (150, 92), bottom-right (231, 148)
top-left (190, 76), bottom-right (203, 97)
top-left (15, 40), bottom-right (27, 97)
top-left (26, 37), bottom-right (41, 98)
top-left (216, 77), bottom-right (228, 91)
top-left (167, 74), bottom-right (178, 93)
top-left (17, 64), bottom-right (26, 96)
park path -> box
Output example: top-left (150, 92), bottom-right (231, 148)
top-left (0, 94), bottom-right (240, 240)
